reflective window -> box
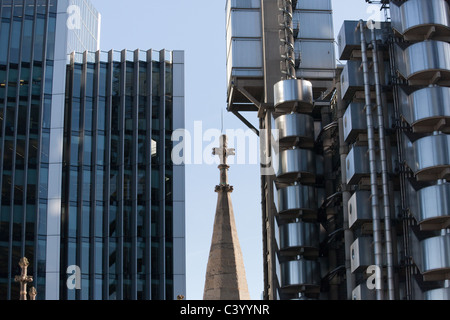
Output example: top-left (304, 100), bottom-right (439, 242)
top-left (0, 22), bottom-right (10, 64)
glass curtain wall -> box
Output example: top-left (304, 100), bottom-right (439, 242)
top-left (0, 0), bottom-right (57, 300)
top-left (61, 49), bottom-right (176, 300)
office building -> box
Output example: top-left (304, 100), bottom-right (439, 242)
top-left (226, 0), bottom-right (450, 300)
top-left (0, 0), bottom-right (185, 300)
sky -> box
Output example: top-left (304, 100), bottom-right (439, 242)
top-left (90, 0), bottom-right (378, 300)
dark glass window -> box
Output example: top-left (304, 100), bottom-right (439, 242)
top-left (71, 100), bottom-right (81, 132)
top-left (33, 17), bottom-right (45, 61)
top-left (99, 64), bottom-right (107, 97)
top-left (1, 0), bottom-right (12, 18)
top-left (9, 20), bottom-right (21, 64)
top-left (0, 22), bottom-right (10, 64)
top-left (97, 97), bottom-right (106, 131)
top-left (25, 0), bottom-right (35, 16)
top-left (86, 65), bottom-right (95, 97)
top-left (82, 205), bottom-right (90, 238)
top-left (46, 15), bottom-right (56, 60)
top-left (68, 205), bottom-right (77, 238)
top-left (22, 18), bottom-right (33, 62)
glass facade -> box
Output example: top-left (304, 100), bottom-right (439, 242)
top-left (0, 0), bottom-right (60, 301)
top-left (0, 0), bottom-right (185, 300)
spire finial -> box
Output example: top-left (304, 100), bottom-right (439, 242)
top-left (213, 135), bottom-right (235, 192)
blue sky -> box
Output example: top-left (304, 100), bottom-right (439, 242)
top-left (90, 0), bottom-right (376, 300)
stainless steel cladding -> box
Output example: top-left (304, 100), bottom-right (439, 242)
top-left (390, 0), bottom-right (450, 41)
top-left (407, 133), bottom-right (450, 181)
top-left (337, 20), bottom-right (390, 61)
top-left (278, 222), bottom-right (320, 257)
top-left (395, 40), bottom-right (450, 86)
top-left (279, 259), bottom-right (321, 290)
top-left (417, 234), bottom-right (450, 280)
top-left (276, 185), bottom-right (317, 221)
top-left (399, 86), bottom-right (450, 133)
top-left (348, 191), bottom-right (400, 230)
top-left (409, 182), bottom-right (450, 230)
top-left (276, 148), bottom-right (316, 184)
top-left (343, 102), bottom-right (394, 143)
top-left (350, 237), bottom-right (378, 273)
top-left (275, 113), bottom-right (315, 149)
top-left (345, 145), bottom-right (397, 185)
top-left (273, 79), bottom-right (314, 113)
top-left (293, 0), bottom-right (335, 79)
top-left (340, 60), bottom-right (391, 101)
top-left (226, 0), bottom-right (263, 84)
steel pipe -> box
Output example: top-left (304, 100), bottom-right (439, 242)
top-left (370, 24), bottom-right (396, 300)
top-left (359, 20), bottom-right (384, 300)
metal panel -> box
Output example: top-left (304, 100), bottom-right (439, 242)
top-left (275, 113), bottom-right (315, 149)
top-left (276, 148), bottom-right (316, 184)
top-left (399, 86), bottom-right (450, 133)
top-left (296, 0), bottom-right (332, 10)
top-left (337, 20), bottom-right (390, 61)
top-left (273, 79), bottom-right (313, 113)
top-left (409, 133), bottom-right (450, 181)
top-left (278, 222), bottom-right (320, 257)
top-left (348, 190), bottom-right (401, 230)
top-left (276, 185), bottom-right (317, 221)
top-left (350, 237), bottom-right (378, 273)
top-left (279, 259), bottom-right (321, 291)
top-left (295, 40), bottom-right (336, 76)
top-left (227, 10), bottom-right (262, 38)
top-left (345, 145), bottom-right (397, 185)
top-left (390, 0), bottom-right (450, 41)
top-left (294, 11), bottom-right (334, 39)
top-left (396, 40), bottom-right (450, 86)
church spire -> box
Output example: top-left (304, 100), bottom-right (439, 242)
top-left (203, 135), bottom-right (250, 300)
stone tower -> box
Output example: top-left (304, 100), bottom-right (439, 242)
top-left (203, 135), bottom-right (250, 300)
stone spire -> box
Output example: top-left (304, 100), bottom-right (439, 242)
top-left (203, 135), bottom-right (250, 300)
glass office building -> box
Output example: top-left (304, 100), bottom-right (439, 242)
top-left (0, 0), bottom-right (185, 300)
top-left (61, 49), bottom-right (185, 300)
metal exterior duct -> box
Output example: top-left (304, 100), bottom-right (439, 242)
top-left (345, 145), bottom-right (397, 185)
top-left (343, 102), bottom-right (394, 143)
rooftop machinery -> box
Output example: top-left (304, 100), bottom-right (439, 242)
top-left (226, 0), bottom-right (450, 300)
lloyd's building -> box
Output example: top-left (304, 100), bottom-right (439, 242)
top-left (0, 0), bottom-right (185, 300)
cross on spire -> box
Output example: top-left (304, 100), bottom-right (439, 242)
top-left (14, 257), bottom-right (34, 300)
top-left (212, 135), bottom-right (235, 166)
top-left (213, 135), bottom-right (235, 191)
